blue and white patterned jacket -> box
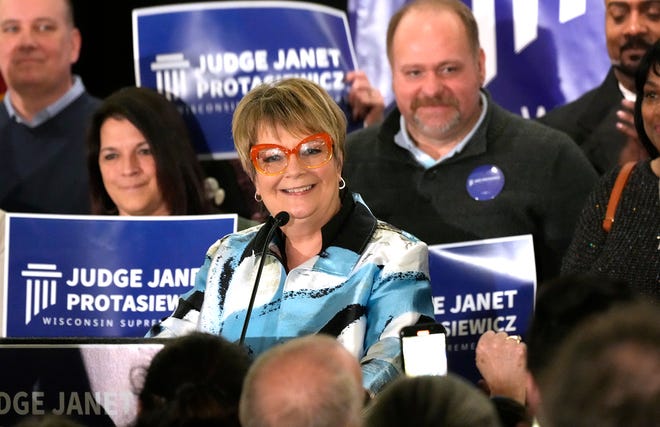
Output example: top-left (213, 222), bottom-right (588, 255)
top-left (148, 191), bottom-right (435, 394)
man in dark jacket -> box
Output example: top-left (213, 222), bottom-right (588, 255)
top-left (538, 0), bottom-right (660, 174)
top-left (343, 0), bottom-right (597, 282)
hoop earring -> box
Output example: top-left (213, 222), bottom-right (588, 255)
top-left (254, 192), bottom-right (262, 202)
top-left (338, 177), bottom-right (346, 190)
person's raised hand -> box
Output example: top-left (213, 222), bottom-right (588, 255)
top-left (475, 330), bottom-right (527, 405)
top-left (345, 70), bottom-right (385, 127)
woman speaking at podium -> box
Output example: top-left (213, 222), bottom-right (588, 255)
top-left (148, 77), bottom-right (434, 397)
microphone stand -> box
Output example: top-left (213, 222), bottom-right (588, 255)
top-left (238, 211), bottom-right (290, 347)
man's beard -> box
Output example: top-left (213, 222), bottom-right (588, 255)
top-left (614, 59), bottom-right (640, 78)
top-left (412, 108), bottom-right (461, 138)
top-left (410, 95), bottom-right (462, 138)
top-left (614, 37), bottom-right (653, 77)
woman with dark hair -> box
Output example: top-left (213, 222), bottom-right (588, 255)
top-left (633, 41), bottom-right (660, 161)
top-left (561, 41), bottom-right (660, 302)
top-left (87, 86), bottom-right (211, 215)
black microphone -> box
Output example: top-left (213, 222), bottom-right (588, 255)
top-left (238, 211), bottom-right (290, 347)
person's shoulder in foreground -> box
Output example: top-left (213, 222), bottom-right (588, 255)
top-left (364, 373), bottom-right (502, 427)
top-left (541, 300), bottom-right (660, 427)
top-left (525, 273), bottom-right (643, 424)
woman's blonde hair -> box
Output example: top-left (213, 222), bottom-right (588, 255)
top-left (232, 78), bottom-right (347, 179)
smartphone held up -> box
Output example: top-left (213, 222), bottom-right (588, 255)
top-left (400, 322), bottom-right (448, 377)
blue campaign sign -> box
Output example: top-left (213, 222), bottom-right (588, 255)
top-left (475, 0), bottom-right (609, 118)
top-left (428, 235), bottom-right (536, 383)
top-left (2, 214), bottom-right (237, 338)
top-left (132, 1), bottom-right (358, 158)
top-left (0, 339), bottom-right (164, 426)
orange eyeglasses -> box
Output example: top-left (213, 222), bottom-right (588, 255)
top-left (250, 132), bottom-right (334, 175)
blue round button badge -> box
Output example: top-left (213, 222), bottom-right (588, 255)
top-left (466, 165), bottom-right (505, 201)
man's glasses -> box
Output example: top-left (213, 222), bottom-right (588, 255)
top-left (250, 132), bottom-right (334, 175)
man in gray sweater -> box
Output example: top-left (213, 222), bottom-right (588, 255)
top-left (343, 0), bottom-right (597, 282)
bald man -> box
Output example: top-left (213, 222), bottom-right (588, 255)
top-left (239, 334), bottom-right (364, 427)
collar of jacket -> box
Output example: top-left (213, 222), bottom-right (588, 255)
top-left (247, 190), bottom-right (377, 259)
top-left (378, 89), bottom-right (494, 165)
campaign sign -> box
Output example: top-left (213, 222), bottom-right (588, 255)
top-left (133, 1), bottom-right (358, 157)
top-left (0, 338), bottom-right (165, 426)
top-left (477, 0), bottom-right (609, 117)
top-left (2, 214), bottom-right (236, 338)
top-left (429, 235), bottom-right (536, 383)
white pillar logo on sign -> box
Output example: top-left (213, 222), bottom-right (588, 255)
top-left (150, 52), bottom-right (190, 99)
top-left (21, 263), bottom-right (62, 325)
